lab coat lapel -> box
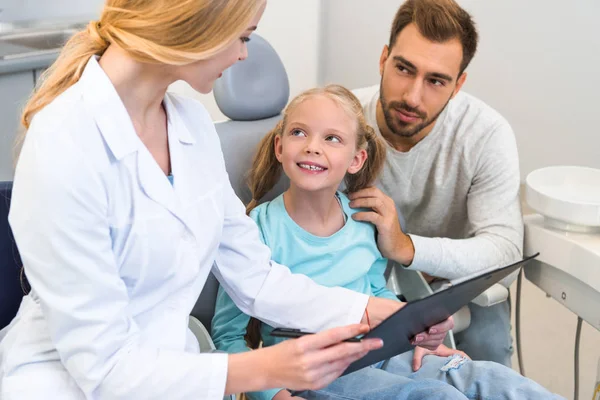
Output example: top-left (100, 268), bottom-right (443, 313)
top-left (135, 148), bottom-right (183, 221)
top-left (163, 94), bottom-right (198, 237)
top-left (79, 56), bottom-right (189, 228)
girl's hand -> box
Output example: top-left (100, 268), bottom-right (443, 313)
top-left (364, 297), bottom-right (454, 351)
top-left (412, 344), bottom-right (470, 371)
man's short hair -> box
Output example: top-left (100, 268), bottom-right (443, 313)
top-left (389, 0), bottom-right (479, 74)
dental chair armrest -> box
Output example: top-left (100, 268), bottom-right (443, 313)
top-left (188, 315), bottom-right (216, 352)
top-left (188, 316), bottom-right (237, 400)
top-left (471, 284), bottom-right (509, 307)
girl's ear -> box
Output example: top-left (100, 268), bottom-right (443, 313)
top-left (274, 134), bottom-right (283, 163)
top-left (347, 148), bottom-right (368, 175)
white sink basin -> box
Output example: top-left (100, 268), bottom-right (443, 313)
top-left (526, 166), bottom-right (600, 231)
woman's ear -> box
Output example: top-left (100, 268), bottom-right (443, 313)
top-left (274, 134), bottom-right (283, 163)
top-left (347, 148), bottom-right (368, 175)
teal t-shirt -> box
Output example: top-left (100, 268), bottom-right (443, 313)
top-left (211, 192), bottom-right (397, 400)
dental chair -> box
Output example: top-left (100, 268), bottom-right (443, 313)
top-left (189, 34), bottom-right (289, 341)
top-left (0, 181), bottom-right (26, 332)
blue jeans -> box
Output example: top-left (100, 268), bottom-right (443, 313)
top-left (291, 351), bottom-right (564, 400)
top-left (454, 300), bottom-right (513, 367)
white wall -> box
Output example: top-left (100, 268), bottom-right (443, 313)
top-left (170, 0), bottom-right (323, 121)
top-left (0, 1), bottom-right (322, 121)
top-left (319, 1), bottom-right (396, 89)
top-left (320, 0), bottom-right (600, 180)
top-left (0, 0), bottom-right (103, 21)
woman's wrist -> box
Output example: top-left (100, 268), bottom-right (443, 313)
top-left (225, 351), bottom-right (270, 395)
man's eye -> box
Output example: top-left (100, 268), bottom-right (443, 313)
top-left (430, 79), bottom-right (444, 87)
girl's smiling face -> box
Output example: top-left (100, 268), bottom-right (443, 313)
top-left (275, 95), bottom-right (367, 193)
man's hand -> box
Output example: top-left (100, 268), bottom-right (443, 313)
top-left (412, 344), bottom-right (470, 372)
top-left (348, 187), bottom-right (415, 266)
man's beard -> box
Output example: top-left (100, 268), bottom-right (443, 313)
top-left (379, 81), bottom-right (451, 138)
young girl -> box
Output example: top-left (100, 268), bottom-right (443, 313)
top-left (212, 85), bottom-right (562, 400)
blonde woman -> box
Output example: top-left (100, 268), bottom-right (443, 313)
top-left (0, 1), bottom-right (453, 399)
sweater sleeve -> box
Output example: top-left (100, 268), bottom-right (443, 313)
top-left (407, 121), bottom-right (524, 286)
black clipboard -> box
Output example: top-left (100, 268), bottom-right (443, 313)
top-left (342, 253), bottom-right (539, 375)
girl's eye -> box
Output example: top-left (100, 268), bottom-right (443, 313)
top-left (291, 129), bottom-right (306, 137)
top-left (240, 37), bottom-right (251, 43)
top-left (325, 135), bottom-right (341, 143)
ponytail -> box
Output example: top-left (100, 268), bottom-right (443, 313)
top-left (21, 21), bottom-right (109, 131)
top-left (344, 123), bottom-right (387, 193)
top-left (245, 120), bottom-right (285, 215)
top-left (244, 317), bottom-right (263, 350)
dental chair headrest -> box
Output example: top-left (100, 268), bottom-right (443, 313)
top-left (213, 34), bottom-right (289, 121)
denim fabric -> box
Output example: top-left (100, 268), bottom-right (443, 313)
top-left (454, 300), bottom-right (513, 367)
top-left (291, 351), bottom-right (564, 400)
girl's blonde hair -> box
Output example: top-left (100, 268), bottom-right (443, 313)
top-left (243, 85), bottom-right (387, 350)
top-left (19, 0), bottom-right (264, 132)
top-left (245, 84), bottom-right (387, 215)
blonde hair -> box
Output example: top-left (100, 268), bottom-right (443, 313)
top-left (19, 0), bottom-right (264, 132)
top-left (245, 84), bottom-right (387, 215)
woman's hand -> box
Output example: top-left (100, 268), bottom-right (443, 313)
top-left (364, 297), bottom-right (454, 351)
top-left (412, 344), bottom-right (470, 371)
top-left (225, 324), bottom-right (383, 395)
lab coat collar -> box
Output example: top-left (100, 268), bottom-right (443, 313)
top-left (79, 57), bottom-right (196, 156)
top-left (79, 56), bottom-right (195, 235)
top-left (80, 56), bottom-right (142, 161)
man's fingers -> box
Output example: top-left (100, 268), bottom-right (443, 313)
top-left (347, 186), bottom-right (383, 200)
top-left (348, 197), bottom-right (386, 213)
top-left (351, 211), bottom-right (382, 225)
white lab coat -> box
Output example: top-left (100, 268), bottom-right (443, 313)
top-left (0, 57), bottom-right (368, 400)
